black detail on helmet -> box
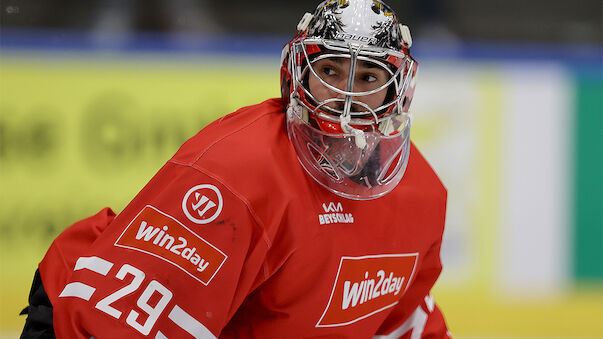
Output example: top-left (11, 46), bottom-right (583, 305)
top-left (309, 2), bottom-right (347, 41)
top-left (372, 20), bottom-right (403, 50)
top-left (370, 0), bottom-right (394, 16)
top-left (371, 3), bottom-right (381, 14)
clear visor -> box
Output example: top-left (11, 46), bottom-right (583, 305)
top-left (287, 109), bottom-right (411, 200)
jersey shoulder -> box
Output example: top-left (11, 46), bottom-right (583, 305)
top-left (168, 97), bottom-right (312, 235)
top-left (170, 98), bottom-right (285, 165)
top-left (169, 97), bottom-right (303, 194)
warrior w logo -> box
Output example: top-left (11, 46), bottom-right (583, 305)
top-left (182, 184), bottom-right (224, 224)
top-left (323, 202), bottom-right (343, 213)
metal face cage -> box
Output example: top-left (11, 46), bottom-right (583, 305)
top-left (289, 38), bottom-right (415, 133)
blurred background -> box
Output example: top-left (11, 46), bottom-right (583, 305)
top-left (1, 0), bottom-right (602, 338)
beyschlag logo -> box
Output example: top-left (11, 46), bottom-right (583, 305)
top-left (319, 202), bottom-right (354, 225)
top-left (316, 253), bottom-right (418, 327)
top-left (115, 205), bottom-right (227, 285)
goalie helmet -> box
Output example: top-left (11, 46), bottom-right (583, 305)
top-left (281, 0), bottom-right (418, 200)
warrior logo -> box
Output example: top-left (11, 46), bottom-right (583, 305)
top-left (182, 184), bottom-right (223, 224)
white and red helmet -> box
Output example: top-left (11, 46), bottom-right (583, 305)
top-left (281, 0), bottom-right (418, 200)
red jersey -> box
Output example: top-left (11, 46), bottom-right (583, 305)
top-left (39, 98), bottom-right (450, 338)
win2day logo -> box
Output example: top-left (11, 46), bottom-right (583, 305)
top-left (316, 253), bottom-right (418, 327)
top-left (115, 205), bottom-right (227, 285)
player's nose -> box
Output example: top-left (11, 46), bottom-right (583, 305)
top-left (333, 78), bottom-right (353, 96)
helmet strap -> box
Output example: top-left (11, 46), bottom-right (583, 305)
top-left (288, 95), bottom-right (309, 123)
top-left (297, 13), bottom-right (314, 32)
top-left (340, 114), bottom-right (367, 149)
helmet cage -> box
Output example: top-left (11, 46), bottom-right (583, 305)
top-left (289, 38), bottom-right (416, 132)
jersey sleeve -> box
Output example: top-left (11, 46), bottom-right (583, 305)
top-left (48, 161), bottom-right (271, 339)
top-left (373, 238), bottom-right (451, 339)
top-left (39, 207), bottom-right (116, 306)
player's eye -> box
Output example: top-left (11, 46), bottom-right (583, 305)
top-left (322, 66), bottom-right (337, 76)
top-left (362, 74), bottom-right (378, 83)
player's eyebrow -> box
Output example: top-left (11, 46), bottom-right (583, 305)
top-left (358, 60), bottom-right (378, 69)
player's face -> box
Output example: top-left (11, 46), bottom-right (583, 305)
top-left (308, 57), bottom-right (389, 112)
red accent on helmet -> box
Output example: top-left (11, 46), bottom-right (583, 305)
top-left (305, 44), bottom-right (322, 56)
top-left (314, 115), bottom-right (380, 134)
top-left (316, 119), bottom-right (344, 134)
top-left (386, 54), bottom-right (403, 68)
